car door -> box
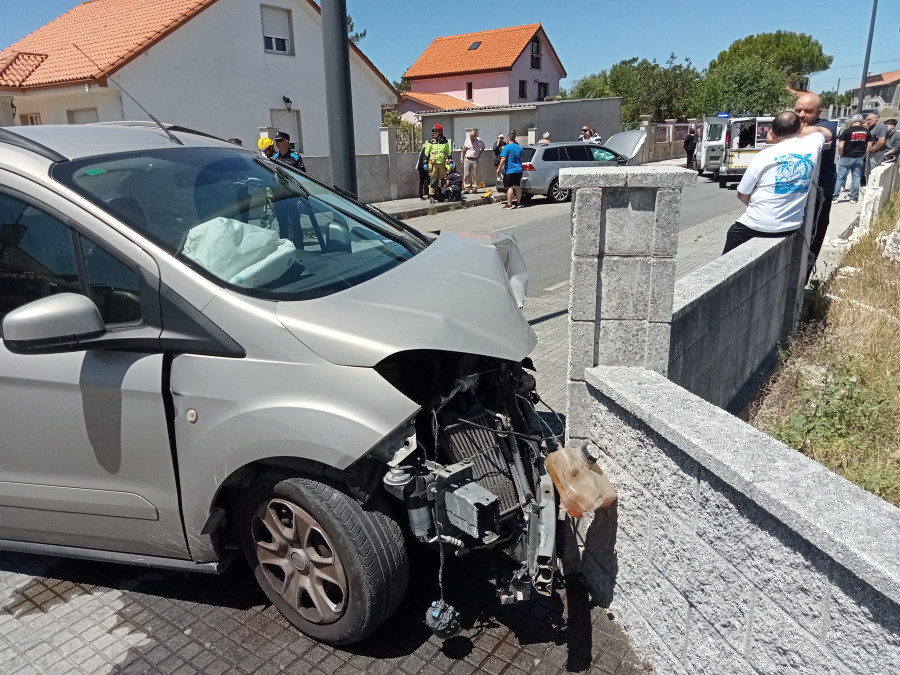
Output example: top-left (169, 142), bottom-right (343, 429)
top-left (0, 173), bottom-right (189, 559)
top-left (702, 118), bottom-right (726, 172)
top-left (563, 143), bottom-right (596, 169)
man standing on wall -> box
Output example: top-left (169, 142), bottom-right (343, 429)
top-left (496, 130), bottom-right (523, 210)
top-left (273, 131), bottom-right (306, 172)
top-left (794, 93), bottom-right (837, 267)
top-left (722, 111), bottom-right (831, 254)
top-left (460, 130), bottom-right (485, 194)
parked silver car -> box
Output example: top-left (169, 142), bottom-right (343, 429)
top-left (0, 123), bottom-right (560, 645)
top-left (513, 131), bottom-right (647, 203)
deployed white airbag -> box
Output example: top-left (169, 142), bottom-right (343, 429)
top-left (182, 217), bottom-right (296, 287)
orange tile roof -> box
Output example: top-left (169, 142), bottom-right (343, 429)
top-left (853, 69), bottom-right (900, 90)
top-left (401, 92), bottom-right (476, 110)
top-left (405, 23), bottom-right (563, 80)
top-left (0, 0), bottom-right (398, 100)
top-left (0, 0), bottom-right (218, 90)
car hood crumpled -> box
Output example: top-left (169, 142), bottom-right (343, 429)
top-left (275, 231), bottom-right (537, 367)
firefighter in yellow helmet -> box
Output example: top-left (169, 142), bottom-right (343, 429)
top-left (424, 124), bottom-right (451, 202)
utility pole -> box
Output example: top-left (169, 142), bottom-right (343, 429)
top-left (857, 0), bottom-right (878, 113)
top-left (321, 0), bottom-right (358, 195)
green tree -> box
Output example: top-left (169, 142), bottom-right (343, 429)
top-left (392, 76), bottom-right (411, 93)
top-left (347, 14), bottom-right (366, 44)
top-left (709, 31), bottom-right (832, 89)
top-left (691, 57), bottom-right (793, 116)
top-left (820, 89), bottom-right (854, 107)
top-left (569, 71), bottom-right (612, 99)
top-left (570, 54), bottom-right (700, 127)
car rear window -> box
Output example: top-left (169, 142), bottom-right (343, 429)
top-left (541, 147), bottom-right (561, 161)
top-left (521, 148), bottom-right (536, 162)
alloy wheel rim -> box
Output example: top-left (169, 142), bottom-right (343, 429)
top-left (251, 498), bottom-right (348, 624)
top-left (552, 183), bottom-right (569, 201)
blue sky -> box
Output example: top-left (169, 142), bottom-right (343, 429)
top-left (3, 0), bottom-right (898, 98)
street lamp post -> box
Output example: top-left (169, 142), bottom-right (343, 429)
top-left (321, 0), bottom-right (358, 196)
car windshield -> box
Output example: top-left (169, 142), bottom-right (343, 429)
top-left (52, 147), bottom-right (419, 300)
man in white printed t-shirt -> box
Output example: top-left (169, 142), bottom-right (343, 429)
top-left (722, 111), bottom-right (832, 254)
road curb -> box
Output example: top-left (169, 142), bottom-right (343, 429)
top-left (381, 195), bottom-right (494, 220)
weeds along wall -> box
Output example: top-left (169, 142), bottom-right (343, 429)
top-left (560, 165), bottom-right (900, 674)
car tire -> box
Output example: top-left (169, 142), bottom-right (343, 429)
top-left (239, 473), bottom-right (409, 645)
top-left (520, 192), bottom-right (534, 204)
top-left (718, 177), bottom-right (727, 189)
top-left (547, 179), bottom-right (570, 203)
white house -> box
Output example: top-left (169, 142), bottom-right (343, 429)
top-left (0, 0), bottom-right (398, 155)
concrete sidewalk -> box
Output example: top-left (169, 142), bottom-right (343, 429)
top-left (376, 189), bottom-right (494, 220)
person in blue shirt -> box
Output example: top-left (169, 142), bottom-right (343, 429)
top-left (496, 130), bottom-right (524, 209)
top-left (273, 131), bottom-right (306, 172)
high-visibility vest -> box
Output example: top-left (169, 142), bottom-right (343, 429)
top-left (425, 139), bottom-right (450, 165)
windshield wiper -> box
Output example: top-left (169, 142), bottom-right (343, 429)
top-left (329, 184), bottom-right (431, 248)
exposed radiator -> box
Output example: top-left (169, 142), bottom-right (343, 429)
top-left (441, 415), bottom-right (519, 515)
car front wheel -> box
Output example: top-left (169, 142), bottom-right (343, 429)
top-left (239, 473), bottom-right (409, 645)
top-left (547, 179), bottom-right (570, 203)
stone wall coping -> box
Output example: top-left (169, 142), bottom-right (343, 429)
top-left (584, 365), bottom-right (900, 606)
top-left (559, 166), bottom-right (697, 190)
top-left (671, 237), bottom-right (789, 320)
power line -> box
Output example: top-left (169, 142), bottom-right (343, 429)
top-left (818, 57), bottom-right (900, 72)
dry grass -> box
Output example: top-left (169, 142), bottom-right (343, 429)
top-left (751, 195), bottom-right (900, 506)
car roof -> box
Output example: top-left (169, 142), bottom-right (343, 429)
top-left (0, 123), bottom-right (231, 161)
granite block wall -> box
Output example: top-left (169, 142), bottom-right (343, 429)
top-left (574, 366), bottom-right (900, 675)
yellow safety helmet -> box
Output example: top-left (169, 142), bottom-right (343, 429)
top-left (258, 137), bottom-right (275, 151)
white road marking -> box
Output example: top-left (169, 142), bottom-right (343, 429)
top-left (542, 280), bottom-right (570, 292)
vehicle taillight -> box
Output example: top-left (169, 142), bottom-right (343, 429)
top-left (522, 163), bottom-right (535, 171)
top-left (725, 131), bottom-right (730, 147)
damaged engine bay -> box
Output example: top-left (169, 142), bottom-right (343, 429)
top-left (370, 350), bottom-right (562, 627)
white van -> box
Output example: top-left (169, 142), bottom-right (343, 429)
top-left (693, 116), bottom-right (728, 178)
top-left (717, 116), bottom-right (775, 188)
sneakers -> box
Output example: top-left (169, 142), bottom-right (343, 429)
top-left (503, 202), bottom-right (519, 210)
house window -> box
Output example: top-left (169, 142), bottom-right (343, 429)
top-left (66, 107), bottom-right (99, 124)
top-left (537, 82), bottom-right (549, 101)
top-left (261, 6), bottom-right (293, 55)
top-left (20, 113), bottom-right (41, 125)
top-left (530, 39), bottom-right (541, 70)
top-left (465, 82), bottom-right (473, 102)
top-left (518, 80), bottom-right (527, 99)
top-left (468, 41), bottom-right (481, 50)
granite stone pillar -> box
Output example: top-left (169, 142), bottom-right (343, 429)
top-left (561, 166), bottom-right (696, 441)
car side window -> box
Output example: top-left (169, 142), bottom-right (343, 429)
top-left (0, 192), bottom-right (141, 332)
top-left (542, 147), bottom-right (561, 162)
top-left (565, 145), bottom-right (593, 162)
top-left (590, 147), bottom-right (616, 162)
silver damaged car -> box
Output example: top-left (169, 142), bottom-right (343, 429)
top-left (0, 124), bottom-right (560, 645)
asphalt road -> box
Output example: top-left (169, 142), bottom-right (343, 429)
top-left (413, 173), bottom-right (741, 297)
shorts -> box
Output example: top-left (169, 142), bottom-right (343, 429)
top-left (503, 172), bottom-right (522, 188)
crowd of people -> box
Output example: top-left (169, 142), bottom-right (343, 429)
top-left (832, 112), bottom-right (897, 203)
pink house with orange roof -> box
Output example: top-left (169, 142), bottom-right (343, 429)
top-left (398, 24), bottom-right (566, 123)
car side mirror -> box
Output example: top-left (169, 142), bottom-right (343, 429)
top-left (2, 293), bottom-right (106, 354)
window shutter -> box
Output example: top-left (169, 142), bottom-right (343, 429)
top-left (261, 7), bottom-right (290, 39)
